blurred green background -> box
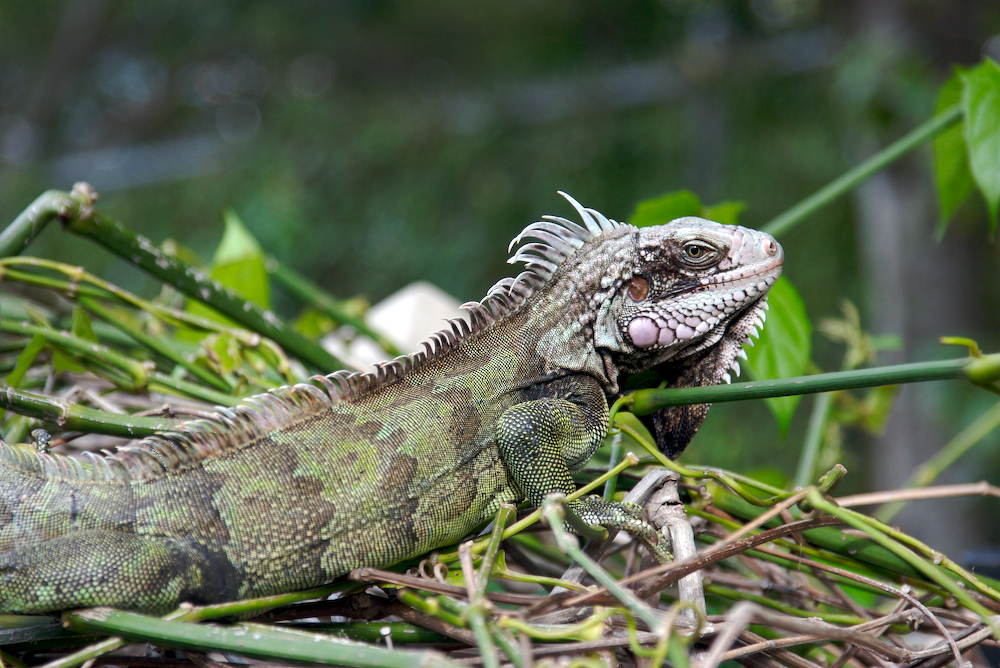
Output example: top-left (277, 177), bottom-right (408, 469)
top-left (0, 1), bottom-right (998, 552)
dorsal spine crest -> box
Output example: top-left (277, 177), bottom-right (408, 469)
top-left (0, 192), bottom-right (625, 484)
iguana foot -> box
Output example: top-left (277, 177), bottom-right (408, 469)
top-left (569, 495), bottom-right (673, 563)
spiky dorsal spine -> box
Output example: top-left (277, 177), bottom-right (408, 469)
top-left (0, 192), bottom-right (623, 483)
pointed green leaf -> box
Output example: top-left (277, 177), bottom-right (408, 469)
top-left (743, 276), bottom-right (812, 434)
top-left (628, 190), bottom-right (702, 227)
top-left (52, 349), bottom-right (85, 373)
top-left (186, 210), bottom-right (271, 328)
top-left (702, 200), bottom-right (746, 225)
top-left (961, 58), bottom-right (1000, 233)
top-left (933, 70), bottom-right (975, 237)
top-left (212, 209), bottom-right (270, 308)
top-left (70, 306), bottom-right (97, 343)
top-left (5, 334), bottom-right (46, 389)
top-left (215, 208), bottom-right (266, 265)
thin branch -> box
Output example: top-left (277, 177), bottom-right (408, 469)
top-left (762, 105), bottom-right (962, 236)
top-left (629, 355), bottom-right (996, 413)
top-left (0, 383), bottom-right (179, 438)
top-left (837, 481), bottom-right (1000, 508)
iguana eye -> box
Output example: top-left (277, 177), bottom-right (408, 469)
top-left (627, 276), bottom-right (648, 301)
top-left (684, 243), bottom-right (704, 258)
top-left (681, 242), bottom-right (715, 266)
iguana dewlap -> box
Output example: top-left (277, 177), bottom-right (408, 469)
top-left (0, 193), bottom-right (782, 613)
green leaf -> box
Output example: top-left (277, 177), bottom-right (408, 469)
top-left (70, 306), bottom-right (97, 343)
top-left (294, 308), bottom-right (337, 340)
top-left (5, 334), bottom-right (46, 389)
top-left (204, 332), bottom-right (241, 374)
top-left (702, 200), bottom-right (746, 225)
top-left (628, 190), bottom-right (702, 227)
top-left (212, 209), bottom-right (270, 308)
top-left (933, 70), bottom-right (975, 238)
top-left (743, 276), bottom-right (812, 434)
top-left (629, 190), bottom-right (746, 227)
top-left (186, 209), bottom-right (271, 328)
top-left (961, 58), bottom-right (1000, 233)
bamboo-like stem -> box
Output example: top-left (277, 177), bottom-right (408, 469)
top-left (0, 190), bottom-right (76, 258)
top-left (0, 319), bottom-right (237, 406)
top-left (62, 608), bottom-right (460, 668)
top-left (25, 184), bottom-right (342, 371)
top-left (0, 383), bottom-right (177, 438)
top-left (79, 297), bottom-right (232, 392)
top-left (762, 104), bottom-right (962, 237)
top-left (794, 392), bottom-right (834, 489)
top-left (629, 354), bottom-right (995, 413)
top-left (875, 399), bottom-right (1000, 522)
top-left (268, 259), bottom-right (401, 356)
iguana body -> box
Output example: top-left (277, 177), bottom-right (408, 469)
top-left (0, 194), bottom-right (782, 613)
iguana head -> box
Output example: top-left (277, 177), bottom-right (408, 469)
top-left (505, 192), bottom-right (782, 458)
top-left (592, 216), bottom-right (783, 376)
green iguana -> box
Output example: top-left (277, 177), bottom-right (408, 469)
top-left (0, 193), bottom-right (782, 613)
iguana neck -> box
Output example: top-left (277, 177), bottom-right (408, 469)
top-left (520, 226), bottom-right (636, 393)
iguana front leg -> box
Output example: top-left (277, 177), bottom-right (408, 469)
top-left (496, 379), bottom-right (672, 562)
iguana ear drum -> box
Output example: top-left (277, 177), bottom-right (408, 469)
top-left (627, 317), bottom-right (676, 348)
top-left (627, 317), bottom-right (658, 348)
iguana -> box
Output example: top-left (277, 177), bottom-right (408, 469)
top-left (0, 193), bottom-right (782, 614)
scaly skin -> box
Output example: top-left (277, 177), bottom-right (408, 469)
top-left (0, 193), bottom-right (782, 613)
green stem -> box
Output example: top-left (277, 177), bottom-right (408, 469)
top-left (762, 104), bottom-right (963, 236)
top-left (63, 608), bottom-right (460, 668)
top-left (804, 489), bottom-right (1000, 637)
top-left (476, 505), bottom-right (514, 598)
top-left (79, 297), bottom-right (232, 393)
top-left (0, 257), bottom-right (267, 340)
top-left (542, 497), bottom-right (664, 631)
top-left (0, 190), bottom-right (76, 258)
top-left (0, 319), bottom-right (237, 405)
top-left (876, 400), bottom-right (1000, 522)
top-left (630, 355), bottom-right (987, 414)
top-left (616, 422), bottom-right (791, 507)
top-left (0, 266), bottom-right (113, 300)
top-left (268, 259), bottom-right (401, 356)
top-left (147, 373), bottom-right (239, 406)
top-left (0, 319), bottom-right (150, 386)
top-left (603, 432), bottom-right (624, 502)
top-left (705, 583), bottom-right (866, 625)
top-left (53, 194), bottom-right (342, 371)
top-left (0, 383), bottom-right (177, 438)
top-left (794, 392), bottom-right (835, 488)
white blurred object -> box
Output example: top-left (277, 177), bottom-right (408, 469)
top-left (322, 281), bottom-right (466, 371)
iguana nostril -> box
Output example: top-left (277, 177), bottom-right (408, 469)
top-left (764, 239), bottom-right (778, 256)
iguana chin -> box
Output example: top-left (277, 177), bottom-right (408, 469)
top-left (0, 193), bottom-right (782, 614)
